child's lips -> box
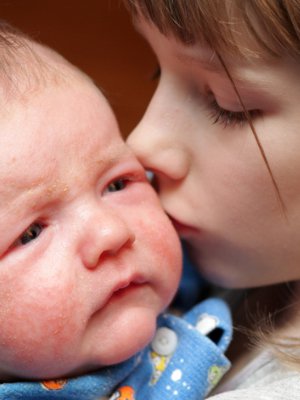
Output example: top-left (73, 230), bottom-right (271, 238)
top-left (169, 216), bottom-right (199, 237)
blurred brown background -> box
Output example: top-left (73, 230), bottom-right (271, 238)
top-left (0, 0), bottom-right (157, 136)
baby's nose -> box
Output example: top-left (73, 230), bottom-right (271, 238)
top-left (80, 208), bottom-right (135, 269)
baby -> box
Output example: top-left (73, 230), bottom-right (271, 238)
top-left (0, 21), bottom-right (181, 381)
top-left (0, 23), bottom-right (231, 399)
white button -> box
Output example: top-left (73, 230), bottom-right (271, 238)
top-left (151, 327), bottom-right (178, 355)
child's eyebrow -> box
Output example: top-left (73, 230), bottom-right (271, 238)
top-left (133, 17), bottom-right (223, 73)
top-left (177, 50), bottom-right (273, 91)
top-left (176, 51), bottom-right (223, 73)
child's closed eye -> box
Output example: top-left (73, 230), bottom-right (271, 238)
top-left (209, 99), bottom-right (261, 128)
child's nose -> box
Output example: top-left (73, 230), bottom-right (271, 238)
top-left (127, 83), bottom-right (190, 182)
top-left (79, 207), bottom-right (135, 269)
top-left (128, 124), bottom-right (190, 182)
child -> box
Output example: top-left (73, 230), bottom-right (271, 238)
top-left (123, 0), bottom-right (300, 398)
top-left (0, 22), bottom-right (232, 399)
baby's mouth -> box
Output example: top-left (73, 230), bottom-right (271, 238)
top-left (92, 275), bottom-right (148, 314)
top-left (112, 282), bottom-right (142, 298)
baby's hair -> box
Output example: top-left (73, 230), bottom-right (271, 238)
top-left (0, 20), bottom-right (87, 103)
top-left (0, 20), bottom-right (48, 98)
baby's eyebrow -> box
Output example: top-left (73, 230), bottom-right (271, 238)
top-left (0, 176), bottom-right (69, 211)
top-left (1, 144), bottom-right (133, 207)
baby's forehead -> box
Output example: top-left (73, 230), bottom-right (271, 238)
top-left (0, 77), bottom-right (122, 209)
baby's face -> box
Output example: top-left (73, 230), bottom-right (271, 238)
top-left (0, 77), bottom-right (181, 380)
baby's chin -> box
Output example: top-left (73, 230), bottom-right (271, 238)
top-left (24, 308), bottom-right (158, 380)
top-left (0, 300), bottom-right (161, 381)
top-left (35, 310), bottom-right (158, 380)
top-left (85, 307), bottom-right (159, 368)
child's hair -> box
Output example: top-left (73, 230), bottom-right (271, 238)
top-left (123, 0), bottom-right (300, 370)
top-left (124, 0), bottom-right (300, 59)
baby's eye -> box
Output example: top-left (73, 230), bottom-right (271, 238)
top-left (105, 178), bottom-right (128, 193)
top-left (16, 223), bottom-right (44, 246)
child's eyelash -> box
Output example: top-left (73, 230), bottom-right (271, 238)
top-left (209, 99), bottom-right (261, 128)
top-left (149, 67), bottom-right (260, 128)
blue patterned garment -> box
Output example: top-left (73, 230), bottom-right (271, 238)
top-left (0, 297), bottom-right (232, 399)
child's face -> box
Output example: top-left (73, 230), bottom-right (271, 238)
top-left (128, 18), bottom-right (300, 289)
top-left (0, 76), bottom-right (181, 380)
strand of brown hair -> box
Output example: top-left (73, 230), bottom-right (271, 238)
top-left (218, 54), bottom-right (288, 220)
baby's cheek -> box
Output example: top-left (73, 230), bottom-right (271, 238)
top-left (157, 227), bottom-right (182, 287)
top-left (0, 279), bottom-right (83, 376)
top-left (139, 207), bottom-right (182, 301)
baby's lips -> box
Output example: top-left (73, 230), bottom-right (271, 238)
top-left (99, 273), bottom-right (149, 308)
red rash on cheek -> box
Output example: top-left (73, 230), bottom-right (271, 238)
top-left (140, 210), bottom-right (182, 300)
top-left (0, 275), bottom-right (83, 371)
